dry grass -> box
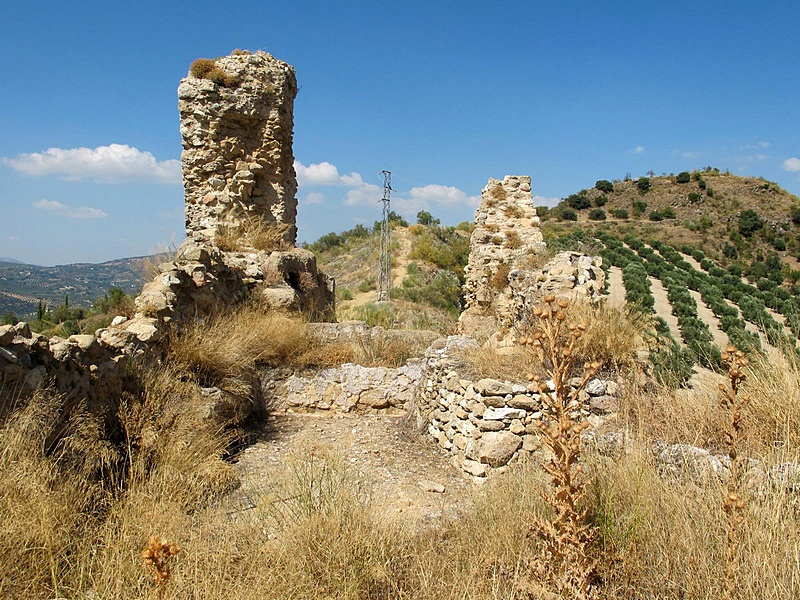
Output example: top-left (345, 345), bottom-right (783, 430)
top-left (215, 217), bottom-right (291, 253)
top-left (567, 300), bottom-right (653, 372)
top-left (2, 303), bottom-right (799, 598)
top-left (1, 381), bottom-right (799, 598)
top-left (459, 344), bottom-right (540, 383)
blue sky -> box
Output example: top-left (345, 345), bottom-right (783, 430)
top-left (1, 1), bottom-right (799, 265)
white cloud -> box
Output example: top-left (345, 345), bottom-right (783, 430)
top-left (672, 148), bottom-right (701, 159)
top-left (296, 159), bottom-right (479, 215)
top-left (6, 144), bottom-right (181, 184)
top-left (343, 182), bottom-right (384, 206)
top-left (294, 161), bottom-right (363, 187)
top-left (634, 146), bottom-right (645, 154)
top-left (301, 192), bottom-right (326, 205)
top-left (407, 184), bottom-right (480, 208)
top-left (782, 157), bottom-right (800, 172)
top-left (33, 199), bottom-right (108, 219)
top-left (533, 195), bottom-right (560, 207)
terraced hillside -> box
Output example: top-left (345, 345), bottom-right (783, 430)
top-left (543, 170), bottom-right (800, 276)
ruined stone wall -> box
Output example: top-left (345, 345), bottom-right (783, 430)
top-left (459, 176), bottom-right (545, 339)
top-left (178, 51), bottom-right (298, 245)
top-left (413, 336), bottom-right (623, 480)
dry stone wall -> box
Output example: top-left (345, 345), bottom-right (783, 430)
top-left (413, 336), bottom-right (622, 480)
top-left (179, 51), bottom-right (298, 246)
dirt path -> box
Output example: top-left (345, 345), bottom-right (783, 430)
top-left (649, 276), bottom-right (683, 344)
top-left (606, 266), bottom-right (626, 309)
top-left (229, 413), bottom-right (473, 528)
top-left (688, 289), bottom-right (729, 349)
top-left (345, 227), bottom-right (413, 308)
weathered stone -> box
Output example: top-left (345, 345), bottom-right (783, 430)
top-left (474, 431), bottom-right (522, 467)
top-left (585, 379), bottom-right (607, 396)
top-left (507, 394), bottom-right (539, 410)
top-left (483, 407), bottom-right (526, 421)
top-left (180, 51), bottom-right (298, 245)
top-left (124, 318), bottom-right (161, 343)
top-left (418, 480), bottom-right (446, 493)
top-left (474, 378), bottom-right (513, 396)
top-left (462, 459), bottom-right (488, 477)
top-left (476, 419), bottom-right (506, 432)
top-left (0, 325), bottom-right (14, 346)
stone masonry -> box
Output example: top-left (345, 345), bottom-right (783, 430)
top-left (179, 51), bottom-right (298, 245)
top-left (459, 176), bottom-right (545, 339)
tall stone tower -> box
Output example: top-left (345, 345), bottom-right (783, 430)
top-left (177, 51), bottom-right (298, 246)
top-left (458, 175), bottom-right (545, 339)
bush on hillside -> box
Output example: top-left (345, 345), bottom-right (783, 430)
top-left (661, 207), bottom-right (676, 219)
top-left (649, 210), bottom-right (663, 222)
top-left (594, 195), bottom-right (608, 207)
top-left (611, 208), bottom-right (629, 219)
top-left (632, 200), bottom-right (648, 217)
top-left (739, 209), bottom-right (764, 237)
top-left (588, 208), bottom-right (607, 221)
top-left (676, 171), bottom-right (691, 184)
top-left (637, 177), bottom-right (651, 192)
top-left (566, 194), bottom-right (591, 210)
top-left (595, 179), bottom-right (614, 193)
top-left (560, 208), bottom-right (578, 221)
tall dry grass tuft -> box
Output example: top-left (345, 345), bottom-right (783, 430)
top-left (0, 387), bottom-right (108, 598)
top-left (519, 294), bottom-right (600, 599)
top-left (215, 217), bottom-right (292, 252)
top-left (568, 299), bottom-right (652, 373)
top-left (167, 306), bottom-right (315, 394)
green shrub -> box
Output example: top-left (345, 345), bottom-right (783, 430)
top-left (611, 208), bottom-right (629, 219)
top-left (688, 192), bottom-right (702, 203)
top-left (594, 195), bottom-right (608, 207)
top-left (739, 209), bottom-right (764, 238)
top-left (773, 237), bottom-right (787, 251)
top-left (632, 200), bottom-right (648, 217)
top-left (566, 194), bottom-right (591, 210)
top-left (358, 277), bottom-right (376, 293)
top-left (649, 210), bottom-right (663, 222)
top-left (337, 287), bottom-right (353, 301)
top-left (536, 206), bottom-right (550, 219)
top-left (676, 171), bottom-right (691, 184)
top-left (416, 211), bottom-right (439, 226)
top-left (595, 180), bottom-right (614, 193)
top-left (561, 208), bottom-right (578, 221)
top-left (588, 208), bottom-right (606, 221)
top-left (1, 311), bottom-right (18, 326)
top-left (661, 206), bottom-right (676, 219)
top-left (637, 177), bottom-right (651, 192)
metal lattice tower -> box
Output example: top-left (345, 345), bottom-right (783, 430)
top-left (377, 170), bottom-right (392, 302)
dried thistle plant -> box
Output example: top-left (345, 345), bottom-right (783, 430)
top-left (518, 294), bottom-right (600, 599)
top-left (719, 346), bottom-right (750, 600)
top-left (141, 536), bottom-right (181, 598)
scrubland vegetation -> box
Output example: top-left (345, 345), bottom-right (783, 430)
top-left (2, 295), bottom-right (799, 599)
top-left (4, 192), bottom-right (800, 598)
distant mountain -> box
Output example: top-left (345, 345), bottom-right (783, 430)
top-left (0, 257), bottom-right (27, 265)
top-left (0, 256), bottom-right (155, 318)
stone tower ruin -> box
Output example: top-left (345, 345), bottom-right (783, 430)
top-left (458, 175), bottom-right (545, 339)
top-left (178, 51), bottom-right (299, 246)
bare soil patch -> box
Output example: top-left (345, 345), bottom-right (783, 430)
top-left (231, 412), bottom-right (473, 526)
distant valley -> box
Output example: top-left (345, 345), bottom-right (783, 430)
top-left (0, 257), bottom-right (149, 318)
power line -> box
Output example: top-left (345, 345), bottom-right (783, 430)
top-left (377, 170), bottom-right (392, 303)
